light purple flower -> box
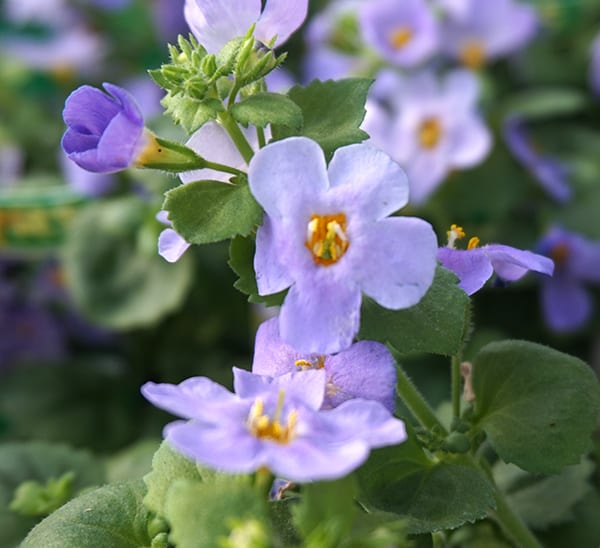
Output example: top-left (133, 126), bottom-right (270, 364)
top-left (438, 224), bottom-right (554, 295)
top-left (436, 0), bottom-right (473, 20)
top-left (184, 0), bottom-right (308, 53)
top-left (360, 0), bottom-right (438, 68)
top-left (441, 0), bottom-right (538, 69)
top-left (364, 69), bottom-right (491, 205)
top-left (248, 137), bottom-right (438, 354)
top-left (141, 368), bottom-right (406, 482)
top-left (252, 317), bottom-right (397, 412)
top-left (157, 121), bottom-right (258, 263)
top-left (62, 83), bottom-right (148, 173)
top-left (60, 151), bottom-right (116, 198)
top-left (589, 32), bottom-right (600, 98)
top-left (537, 227), bottom-right (600, 332)
top-left (503, 117), bottom-right (571, 203)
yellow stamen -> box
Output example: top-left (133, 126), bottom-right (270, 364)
top-left (389, 27), bottom-right (413, 49)
top-left (467, 237), bottom-right (480, 250)
top-left (247, 392), bottom-right (297, 444)
top-left (306, 213), bottom-right (349, 266)
top-left (446, 224), bottom-right (466, 249)
top-left (294, 356), bottom-right (326, 370)
top-left (459, 40), bottom-right (486, 70)
top-left (418, 118), bottom-right (443, 149)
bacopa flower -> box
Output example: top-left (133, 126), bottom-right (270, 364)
top-left (537, 227), bottom-right (600, 332)
top-left (141, 367), bottom-right (406, 482)
top-left (503, 117), bottom-right (571, 203)
top-left (589, 32), bottom-right (600, 98)
top-left (62, 83), bottom-right (150, 173)
top-left (438, 224), bottom-right (554, 295)
top-left (184, 0), bottom-right (308, 53)
top-left (359, 0), bottom-right (438, 68)
top-left (441, 0), bottom-right (538, 69)
top-left (252, 317), bottom-right (397, 412)
top-left (364, 69), bottom-right (491, 205)
top-left (248, 137), bottom-right (438, 354)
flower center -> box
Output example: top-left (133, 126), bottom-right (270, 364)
top-left (306, 213), bottom-right (349, 266)
top-left (418, 118), bottom-right (443, 149)
top-left (294, 356), bottom-right (326, 370)
top-left (446, 224), bottom-right (480, 249)
top-left (459, 40), bottom-right (486, 69)
top-left (247, 391), bottom-right (297, 444)
top-left (389, 26), bottom-right (413, 49)
top-left (550, 242), bottom-right (570, 266)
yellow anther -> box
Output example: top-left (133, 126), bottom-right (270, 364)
top-left (389, 27), bottom-right (413, 49)
top-left (294, 356), bottom-right (326, 370)
top-left (459, 40), bottom-right (486, 70)
top-left (447, 224), bottom-right (466, 249)
top-left (247, 392), bottom-right (297, 444)
top-left (418, 117), bottom-right (443, 149)
top-left (306, 213), bottom-right (349, 266)
top-left (467, 237), bottom-right (480, 250)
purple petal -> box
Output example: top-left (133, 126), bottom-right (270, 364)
top-left (279, 280), bottom-right (362, 354)
top-left (248, 137), bottom-right (329, 220)
top-left (405, 149), bottom-right (449, 205)
top-left (252, 317), bottom-right (303, 377)
top-left (254, 215), bottom-right (295, 295)
top-left (565, 234), bottom-right (600, 283)
top-left (326, 144), bottom-right (409, 221)
top-left (484, 244), bottom-right (554, 281)
top-left (437, 247), bottom-right (493, 295)
top-left (96, 109), bottom-right (145, 170)
top-left (158, 228), bottom-right (191, 263)
top-left (63, 85), bottom-right (120, 135)
top-left (356, 217), bottom-right (437, 308)
top-left (541, 276), bottom-right (592, 332)
top-left (447, 116), bottom-right (492, 168)
top-left (256, 0), bottom-right (308, 47)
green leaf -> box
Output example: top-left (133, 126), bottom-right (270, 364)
top-left (356, 430), bottom-right (495, 534)
top-left (10, 471), bottom-right (76, 517)
top-left (0, 442), bottom-right (104, 548)
top-left (359, 267), bottom-right (470, 357)
top-left (493, 458), bottom-right (594, 530)
top-left (163, 476), bottom-right (269, 548)
top-left (164, 180), bottom-right (263, 245)
top-left (501, 88), bottom-right (587, 121)
top-left (472, 340), bottom-right (600, 474)
top-left (143, 442), bottom-right (208, 518)
top-left (293, 476), bottom-right (357, 548)
top-left (161, 95), bottom-right (223, 134)
top-left (272, 78), bottom-right (372, 159)
top-left (230, 92), bottom-right (303, 129)
top-left (63, 198), bottom-right (193, 329)
top-left (22, 480), bottom-right (153, 548)
top-left (228, 235), bottom-right (286, 306)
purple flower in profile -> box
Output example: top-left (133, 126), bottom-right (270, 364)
top-left (252, 317), bottom-right (397, 412)
top-left (249, 137), bottom-right (438, 354)
top-left (503, 117), bottom-right (571, 203)
top-left (141, 367), bottom-right (406, 482)
top-left (360, 0), bottom-right (438, 68)
top-left (184, 0), bottom-right (308, 53)
top-left (62, 83), bottom-right (149, 173)
top-left (438, 224), bottom-right (554, 295)
top-left (537, 227), bottom-right (600, 332)
top-left (589, 32), bottom-right (600, 98)
top-left (441, 0), bottom-right (538, 69)
top-left (364, 69), bottom-right (491, 205)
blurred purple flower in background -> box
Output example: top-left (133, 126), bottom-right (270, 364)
top-left (441, 0), bottom-right (538, 69)
top-left (184, 0), bottom-right (309, 53)
top-left (60, 152), bottom-right (117, 198)
top-left (142, 367), bottom-right (406, 482)
top-left (436, 0), bottom-right (473, 20)
top-left (363, 69), bottom-right (491, 205)
top-left (62, 83), bottom-right (148, 173)
top-left (249, 137), bottom-right (437, 354)
top-left (589, 31), bottom-right (600, 97)
top-left (537, 227), bottom-right (600, 332)
top-left (360, 0), bottom-right (438, 68)
top-left (503, 117), bottom-right (571, 203)
top-left (252, 317), bottom-right (397, 412)
top-left (438, 224), bottom-right (554, 295)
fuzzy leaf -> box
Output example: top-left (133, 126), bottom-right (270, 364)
top-left (161, 95), bottom-right (223, 134)
top-left (231, 92), bottom-right (302, 129)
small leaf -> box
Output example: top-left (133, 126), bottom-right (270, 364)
top-left (356, 430), bottom-right (495, 534)
top-left (231, 92), bottom-right (303, 129)
top-left (359, 267), bottom-right (470, 357)
top-left (501, 88), bottom-right (587, 121)
top-left (164, 180), bottom-right (263, 245)
top-left (472, 340), bottom-right (600, 474)
top-left (162, 94), bottom-right (223, 134)
top-left (272, 78), bottom-right (372, 159)
top-left (22, 480), bottom-right (153, 548)
top-left (10, 471), bottom-right (76, 517)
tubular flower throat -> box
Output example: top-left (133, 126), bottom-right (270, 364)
top-left (247, 392), bottom-right (297, 444)
top-left (447, 224), bottom-right (479, 250)
top-left (460, 41), bottom-right (486, 69)
top-left (550, 242), bottom-right (570, 266)
top-left (418, 117), bottom-right (443, 149)
top-left (389, 27), bottom-right (413, 49)
top-left (306, 213), bottom-right (349, 266)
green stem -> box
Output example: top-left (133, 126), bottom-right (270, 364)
top-left (256, 126), bottom-right (266, 149)
top-left (451, 354), bottom-right (462, 420)
top-left (202, 160), bottom-right (245, 177)
top-left (395, 363), bottom-right (447, 434)
top-left (492, 486), bottom-right (543, 548)
top-left (218, 111), bottom-right (254, 164)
